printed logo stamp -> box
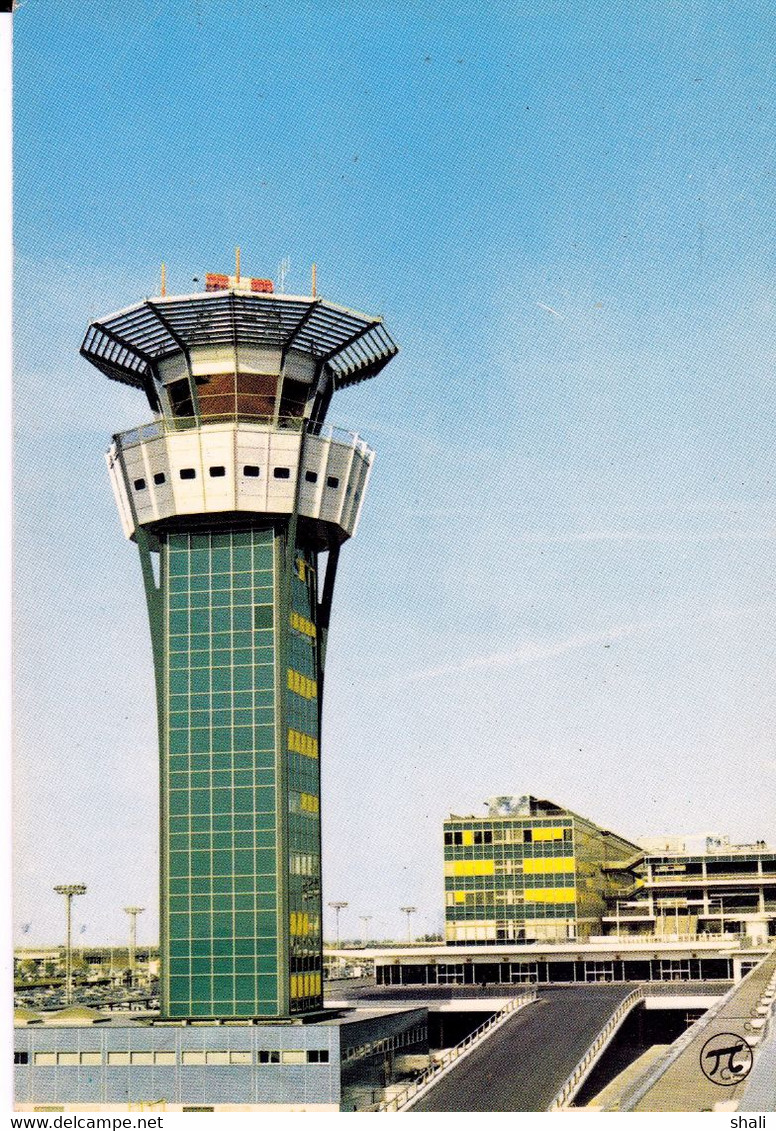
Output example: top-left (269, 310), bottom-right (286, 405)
top-left (699, 1032), bottom-right (753, 1085)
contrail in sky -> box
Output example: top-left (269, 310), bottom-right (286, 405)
top-left (536, 301), bottom-right (564, 319)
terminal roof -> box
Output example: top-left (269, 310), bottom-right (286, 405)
top-left (81, 290), bottom-right (398, 390)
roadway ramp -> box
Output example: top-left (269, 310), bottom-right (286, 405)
top-left (622, 950), bottom-right (776, 1112)
top-left (410, 985), bottom-right (634, 1112)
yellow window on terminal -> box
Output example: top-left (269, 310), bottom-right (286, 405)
top-left (454, 891), bottom-right (466, 903)
top-left (523, 857), bottom-right (575, 874)
top-left (532, 827), bottom-right (566, 841)
top-left (524, 886), bottom-right (576, 903)
top-left (444, 860), bottom-right (495, 877)
top-left (462, 830), bottom-right (474, 846)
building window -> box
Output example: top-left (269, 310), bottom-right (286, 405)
top-left (208, 466), bottom-right (226, 478)
top-left (523, 830), bottom-right (533, 843)
top-left (229, 1051), bottom-right (252, 1065)
top-left (258, 1050), bottom-right (280, 1064)
top-left (181, 1051), bottom-right (207, 1065)
top-left (281, 1050), bottom-right (306, 1065)
top-left (179, 468), bottom-right (196, 480)
top-left (107, 1052), bottom-right (131, 1065)
top-left (153, 472), bottom-right (166, 485)
top-left (133, 478), bottom-right (147, 491)
top-left (306, 1049), bottom-right (330, 1063)
top-left (474, 831), bottom-right (493, 845)
top-left (326, 476), bottom-right (339, 488)
top-left (273, 467), bottom-right (291, 479)
top-left (305, 470), bottom-right (318, 483)
top-left (243, 465), bottom-right (260, 477)
top-left (254, 604), bottom-right (273, 629)
top-left (13, 1051), bottom-right (28, 1065)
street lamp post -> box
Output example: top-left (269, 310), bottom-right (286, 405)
top-left (53, 884), bottom-right (87, 1005)
top-left (359, 915), bottom-right (373, 946)
top-left (328, 902), bottom-right (348, 949)
top-left (400, 906), bottom-right (417, 945)
top-left (124, 907), bottom-right (145, 985)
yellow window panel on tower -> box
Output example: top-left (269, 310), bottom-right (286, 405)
top-left (287, 669), bottom-right (318, 699)
top-left (454, 891), bottom-right (466, 903)
top-left (462, 830), bottom-right (474, 846)
top-left (290, 611), bottom-right (317, 638)
top-left (523, 856), bottom-right (575, 874)
top-left (290, 911), bottom-right (311, 935)
top-left (288, 729), bottom-right (319, 759)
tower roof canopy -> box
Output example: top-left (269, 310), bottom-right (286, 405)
top-left (81, 290), bottom-right (398, 391)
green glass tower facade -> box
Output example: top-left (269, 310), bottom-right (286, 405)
top-left (161, 528), bottom-right (321, 1016)
top-left (82, 274), bottom-right (397, 1018)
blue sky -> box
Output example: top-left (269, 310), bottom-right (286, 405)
top-left (13, 1), bottom-right (776, 946)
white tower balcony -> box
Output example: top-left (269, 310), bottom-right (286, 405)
top-left (107, 419), bottom-right (375, 548)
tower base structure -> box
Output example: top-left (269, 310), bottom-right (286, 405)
top-left (13, 1009), bottom-right (429, 1112)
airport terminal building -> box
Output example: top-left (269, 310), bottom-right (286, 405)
top-left (443, 796), bottom-right (639, 944)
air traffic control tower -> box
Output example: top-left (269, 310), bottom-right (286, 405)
top-left (81, 268), bottom-right (398, 1020)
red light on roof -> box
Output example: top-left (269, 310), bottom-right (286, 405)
top-left (204, 273), bottom-right (274, 293)
top-left (205, 273), bottom-right (230, 291)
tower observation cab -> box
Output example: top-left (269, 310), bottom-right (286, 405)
top-left (81, 270), bottom-right (398, 1020)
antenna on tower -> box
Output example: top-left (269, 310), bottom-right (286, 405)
top-left (235, 246), bottom-right (241, 285)
top-left (160, 263), bottom-right (167, 297)
top-left (278, 256), bottom-right (290, 294)
top-left (311, 262), bottom-right (317, 298)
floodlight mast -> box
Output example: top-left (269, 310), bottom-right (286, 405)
top-left (124, 906), bottom-right (145, 984)
top-left (359, 914), bottom-right (373, 945)
top-left (400, 906), bottom-right (417, 945)
top-left (81, 267), bottom-right (398, 1020)
top-left (328, 902), bottom-right (348, 949)
top-left (53, 884), bottom-right (87, 1005)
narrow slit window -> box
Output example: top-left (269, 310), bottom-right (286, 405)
top-left (273, 467), bottom-right (291, 479)
top-left (243, 465), bottom-right (261, 478)
top-left (153, 472), bottom-right (166, 485)
top-left (179, 468), bottom-right (196, 480)
top-left (209, 466), bottom-right (226, 478)
top-left (258, 1050), bottom-right (280, 1064)
top-left (304, 470), bottom-right (318, 484)
top-left (326, 476), bottom-right (339, 489)
top-left (133, 478), bottom-right (147, 491)
top-left (307, 1049), bottom-right (329, 1063)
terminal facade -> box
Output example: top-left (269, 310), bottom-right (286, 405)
top-left (602, 837), bottom-right (776, 944)
top-left (443, 796), bottom-right (776, 948)
top-left (443, 796), bottom-right (639, 944)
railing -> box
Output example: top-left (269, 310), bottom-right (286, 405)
top-left (595, 931), bottom-right (746, 945)
top-left (114, 417), bottom-right (370, 455)
top-left (371, 989), bottom-right (538, 1113)
top-left (546, 989), bottom-right (643, 1111)
top-left (645, 873), bottom-right (775, 885)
